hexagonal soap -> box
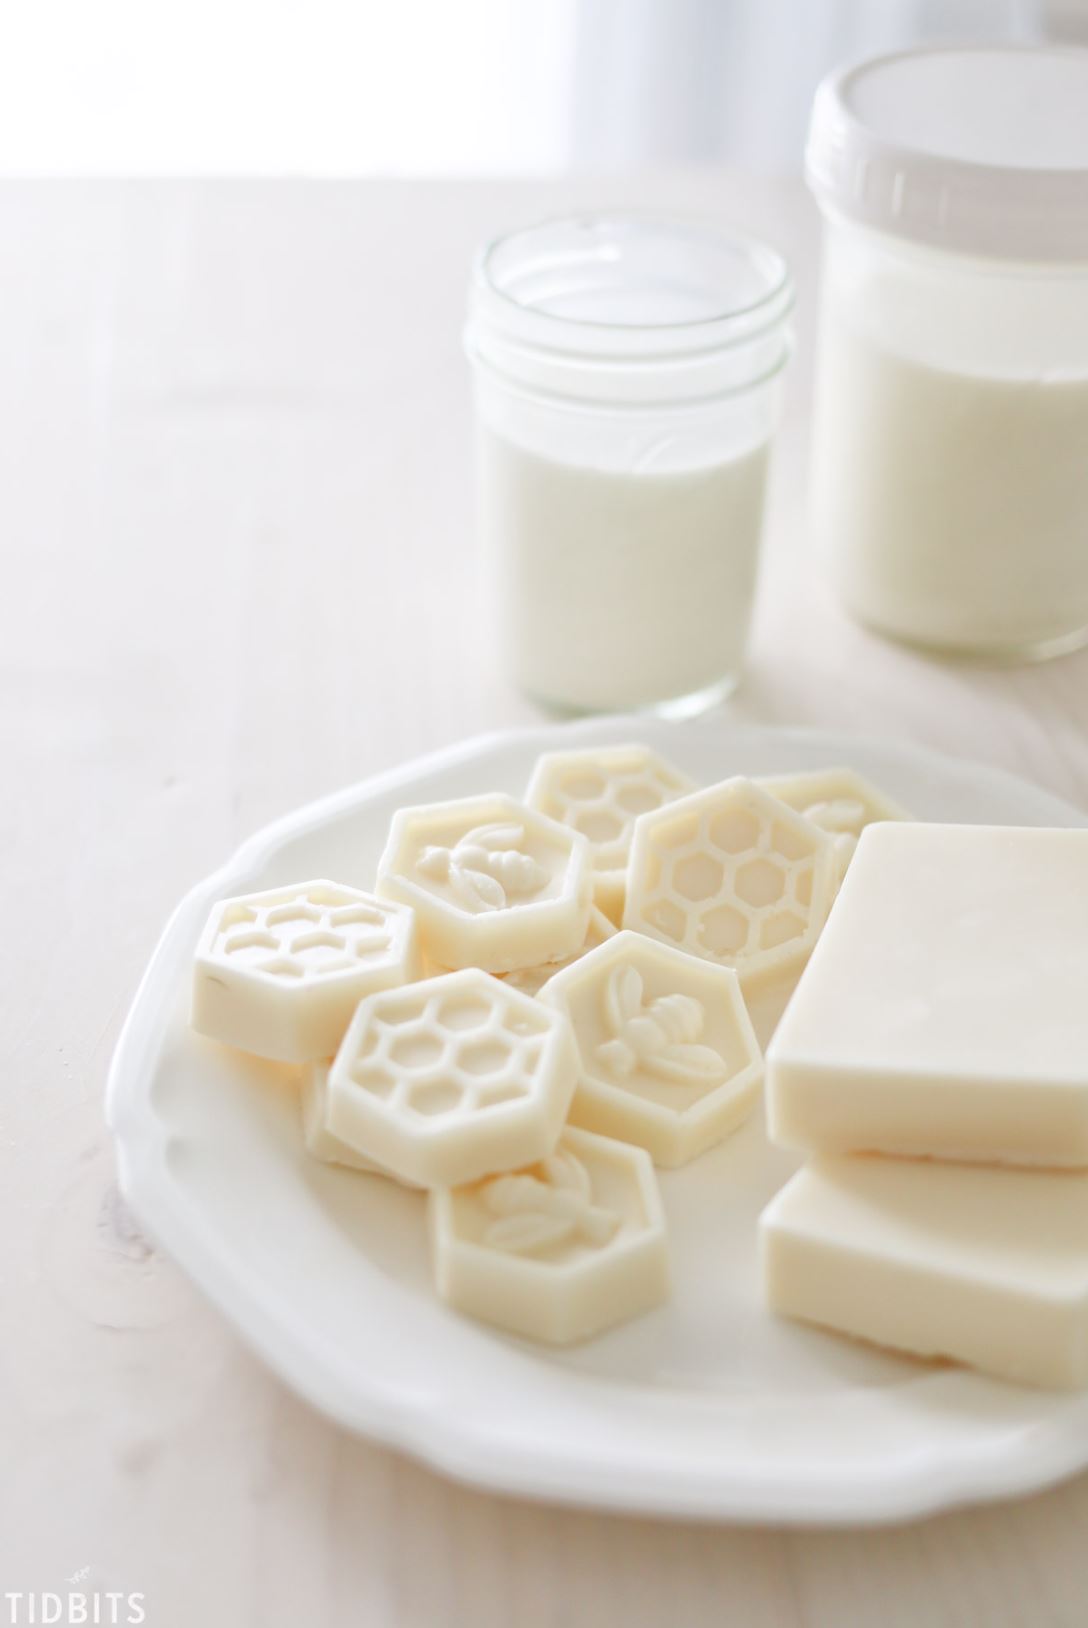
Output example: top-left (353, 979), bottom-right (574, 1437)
top-left (526, 743), bottom-right (695, 923)
top-left (191, 880), bottom-right (420, 1063)
top-left (543, 930), bottom-right (763, 1167)
top-left (624, 778), bottom-right (837, 990)
top-left (324, 968), bottom-right (578, 1188)
top-left (429, 1126), bottom-right (669, 1344)
top-left (502, 905), bottom-right (617, 998)
top-left (376, 794), bottom-right (592, 973)
top-left (300, 1062), bottom-right (421, 1187)
top-left (758, 766), bottom-right (912, 880)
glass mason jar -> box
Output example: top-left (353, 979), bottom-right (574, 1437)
top-left (465, 216), bottom-right (793, 714)
top-left (807, 45), bottom-right (1088, 661)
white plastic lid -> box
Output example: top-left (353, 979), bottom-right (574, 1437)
top-left (806, 44), bottom-right (1088, 262)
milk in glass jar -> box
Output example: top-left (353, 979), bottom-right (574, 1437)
top-left (806, 45), bottom-right (1088, 660)
top-left (465, 217), bottom-right (793, 713)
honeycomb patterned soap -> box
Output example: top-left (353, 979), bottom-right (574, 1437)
top-left (544, 930), bottom-right (763, 1166)
top-left (758, 766), bottom-right (911, 880)
top-left (324, 968), bottom-right (578, 1188)
top-left (300, 1061), bottom-right (422, 1187)
top-left (624, 778), bottom-right (837, 990)
top-left (191, 880), bottom-right (420, 1063)
top-left (377, 794), bottom-right (591, 973)
top-left (526, 743), bottom-right (695, 922)
top-left (429, 1126), bottom-right (669, 1343)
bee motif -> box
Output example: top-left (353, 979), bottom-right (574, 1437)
top-left (417, 822), bottom-right (548, 912)
top-left (801, 797), bottom-right (867, 836)
top-left (481, 1148), bottom-right (619, 1255)
top-left (801, 798), bottom-right (868, 870)
top-left (596, 964), bottom-right (725, 1085)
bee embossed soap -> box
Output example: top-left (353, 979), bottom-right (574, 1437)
top-left (429, 1126), bottom-right (669, 1343)
top-left (377, 794), bottom-right (592, 973)
top-left (757, 766), bottom-right (911, 880)
top-left (544, 929), bottom-right (763, 1166)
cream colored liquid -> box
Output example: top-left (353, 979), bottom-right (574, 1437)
top-left (481, 431), bottom-right (769, 711)
top-left (812, 318), bottom-right (1088, 654)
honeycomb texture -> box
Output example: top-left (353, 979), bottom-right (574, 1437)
top-left (300, 1062), bottom-right (423, 1187)
top-left (208, 883), bottom-right (401, 980)
top-left (624, 778), bottom-right (837, 988)
top-left (376, 794), bottom-right (591, 973)
top-left (326, 968), bottom-right (579, 1188)
top-left (191, 880), bottom-right (419, 1063)
top-left (526, 745), bottom-right (695, 921)
top-left (429, 1126), bottom-right (669, 1344)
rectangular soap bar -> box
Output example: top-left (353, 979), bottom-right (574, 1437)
top-left (766, 823), bottom-right (1088, 1166)
top-left (761, 1155), bottom-right (1088, 1389)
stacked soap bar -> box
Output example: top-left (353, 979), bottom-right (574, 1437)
top-left (764, 1156), bottom-right (1088, 1390)
top-left (762, 823), bottom-right (1088, 1387)
top-left (767, 824), bottom-right (1088, 1166)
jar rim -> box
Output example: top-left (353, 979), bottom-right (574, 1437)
top-left (476, 213), bottom-right (793, 340)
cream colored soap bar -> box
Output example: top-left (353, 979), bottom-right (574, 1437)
top-left (544, 930), bottom-right (762, 1167)
top-left (191, 880), bottom-right (420, 1063)
top-left (767, 823), bottom-right (1088, 1166)
top-left (300, 1062), bottom-right (421, 1187)
top-left (757, 766), bottom-right (911, 879)
top-left (377, 794), bottom-right (591, 973)
top-left (526, 744), bottom-right (695, 922)
top-left (761, 1156), bottom-right (1088, 1389)
top-left (325, 968), bottom-right (578, 1189)
top-left (502, 905), bottom-right (616, 997)
top-left (423, 908), bottom-right (614, 996)
top-left (430, 1126), bottom-right (668, 1344)
top-left (624, 777), bottom-right (837, 990)
top-left (302, 1062), bottom-right (380, 1172)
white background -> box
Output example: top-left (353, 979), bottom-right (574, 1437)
top-left (0, 0), bottom-right (1081, 174)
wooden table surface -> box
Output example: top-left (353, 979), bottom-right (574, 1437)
top-left (4, 177), bottom-right (1088, 1628)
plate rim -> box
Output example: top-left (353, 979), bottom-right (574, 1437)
top-left (106, 717), bottom-right (1088, 1525)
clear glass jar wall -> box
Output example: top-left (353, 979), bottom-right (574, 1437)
top-left (811, 218), bottom-right (1088, 659)
top-left (466, 217), bottom-right (793, 714)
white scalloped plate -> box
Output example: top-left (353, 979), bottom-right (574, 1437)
top-left (107, 718), bottom-right (1088, 1525)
